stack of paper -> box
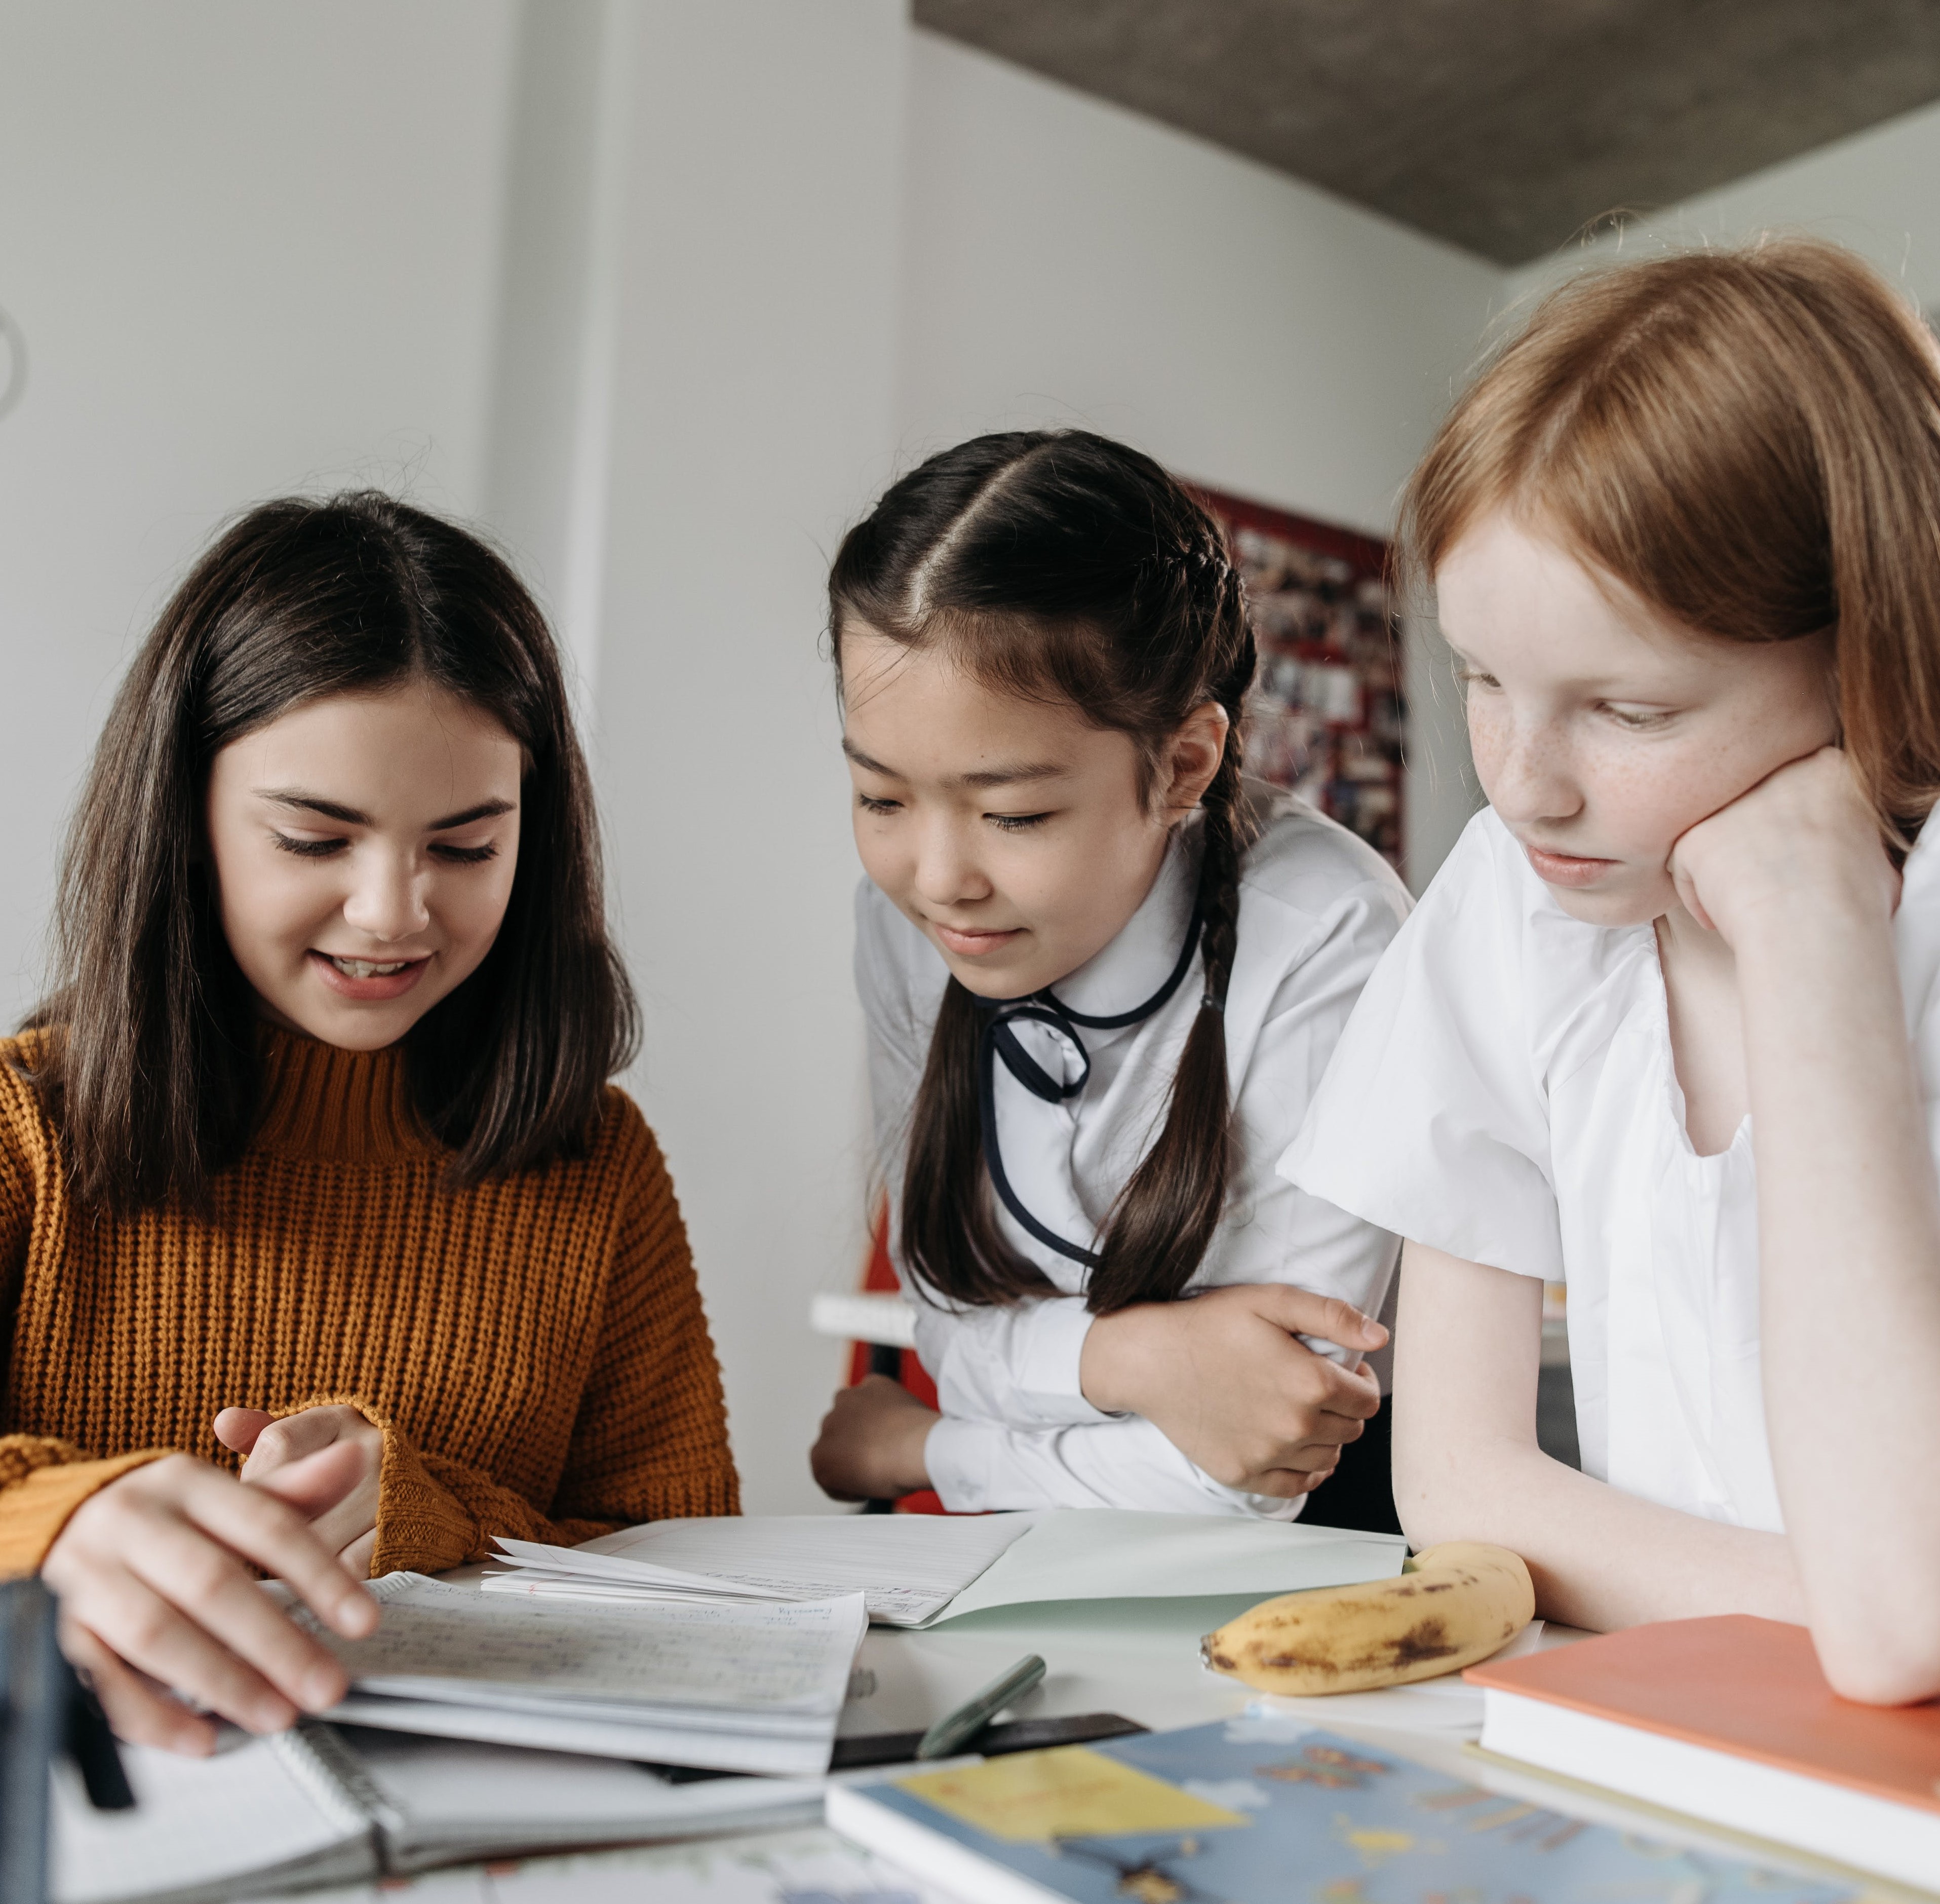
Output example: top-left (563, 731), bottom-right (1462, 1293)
top-left (295, 1573), bottom-right (867, 1775)
top-left (485, 1510), bottom-right (1408, 1628)
top-left (487, 1512), bottom-right (1036, 1625)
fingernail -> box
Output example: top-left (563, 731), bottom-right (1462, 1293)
top-left (254, 1698), bottom-right (294, 1731)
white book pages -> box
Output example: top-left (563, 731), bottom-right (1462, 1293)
top-left (52, 1728), bottom-right (374, 1904)
top-left (297, 1574), bottom-right (867, 1776)
top-left (338, 1729), bottom-right (826, 1862)
top-left (324, 1695), bottom-right (831, 1777)
top-left (230, 1825), bottom-right (957, 1904)
top-left (483, 1511), bottom-right (1405, 1632)
top-left (924, 1510), bottom-right (1407, 1623)
top-left (491, 1512), bottom-right (1036, 1625)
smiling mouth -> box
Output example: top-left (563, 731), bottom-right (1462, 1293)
top-left (308, 949), bottom-right (432, 999)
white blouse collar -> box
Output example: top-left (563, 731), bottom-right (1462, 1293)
top-left (1049, 815), bottom-right (1202, 1022)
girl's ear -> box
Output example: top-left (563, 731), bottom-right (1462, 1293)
top-left (1156, 701), bottom-right (1231, 821)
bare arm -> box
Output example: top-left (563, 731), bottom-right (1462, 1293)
top-left (1393, 1240), bottom-right (1803, 1631)
top-left (1675, 749), bottom-right (1940, 1702)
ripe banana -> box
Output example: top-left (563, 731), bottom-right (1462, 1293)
top-left (1200, 1542), bottom-right (1534, 1695)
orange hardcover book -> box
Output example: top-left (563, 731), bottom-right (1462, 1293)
top-left (1466, 1616), bottom-right (1940, 1889)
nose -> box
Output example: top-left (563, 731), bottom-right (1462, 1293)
top-left (1478, 708), bottom-right (1582, 830)
top-left (910, 814), bottom-right (992, 910)
top-left (339, 847), bottom-right (431, 943)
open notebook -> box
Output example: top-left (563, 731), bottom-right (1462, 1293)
top-left (295, 1572), bottom-right (867, 1775)
top-left (51, 1722), bottom-right (830, 1904)
top-left (485, 1509), bottom-right (1407, 1626)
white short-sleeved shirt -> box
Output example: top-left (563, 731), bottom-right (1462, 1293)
top-left (858, 781), bottom-right (1411, 1517)
top-left (1281, 804), bottom-right (1940, 1533)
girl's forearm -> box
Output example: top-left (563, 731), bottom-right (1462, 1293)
top-left (1398, 1428), bottom-right (1804, 1631)
top-left (1395, 1245), bottom-right (1803, 1633)
top-left (1737, 902), bottom-right (1940, 1697)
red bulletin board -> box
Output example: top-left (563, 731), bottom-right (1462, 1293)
top-left (1194, 485), bottom-right (1404, 870)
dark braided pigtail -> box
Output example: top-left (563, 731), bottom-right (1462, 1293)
top-left (1084, 556), bottom-right (1256, 1313)
top-left (830, 430), bottom-right (1261, 1312)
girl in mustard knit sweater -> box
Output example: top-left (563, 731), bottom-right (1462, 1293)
top-left (2, 493), bottom-right (737, 1753)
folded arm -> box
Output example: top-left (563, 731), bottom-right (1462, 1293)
top-left (1392, 1240), bottom-right (1804, 1630)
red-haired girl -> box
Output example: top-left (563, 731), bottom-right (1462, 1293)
top-left (1288, 240), bottom-right (1940, 1702)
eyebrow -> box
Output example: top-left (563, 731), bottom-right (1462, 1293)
top-left (258, 790), bottom-right (517, 831)
top-left (839, 740), bottom-right (1069, 790)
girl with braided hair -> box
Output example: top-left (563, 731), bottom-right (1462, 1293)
top-left (809, 430), bottom-right (1411, 1519)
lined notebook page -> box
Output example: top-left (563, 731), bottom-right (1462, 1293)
top-left (301, 1574), bottom-right (864, 1715)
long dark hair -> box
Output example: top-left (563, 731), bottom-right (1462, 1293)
top-left (23, 490), bottom-right (639, 1213)
top-left (829, 431), bottom-right (1257, 1315)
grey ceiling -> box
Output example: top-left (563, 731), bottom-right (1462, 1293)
top-left (913, 1), bottom-right (1940, 265)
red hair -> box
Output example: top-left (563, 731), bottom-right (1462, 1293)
top-left (1404, 239), bottom-right (1940, 837)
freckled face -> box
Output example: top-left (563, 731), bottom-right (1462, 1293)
top-left (203, 680), bottom-right (524, 1049)
top-left (840, 628), bottom-right (1172, 1000)
top-left (1437, 513), bottom-right (1837, 927)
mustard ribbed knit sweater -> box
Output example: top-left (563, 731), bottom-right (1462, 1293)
top-left (0, 1027), bottom-right (738, 1579)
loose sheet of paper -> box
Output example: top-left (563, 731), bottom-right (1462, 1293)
top-left (489, 1511), bottom-right (1036, 1625)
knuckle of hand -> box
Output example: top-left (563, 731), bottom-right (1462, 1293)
top-left (183, 1549), bottom-right (235, 1602)
top-left (121, 1603), bottom-right (176, 1658)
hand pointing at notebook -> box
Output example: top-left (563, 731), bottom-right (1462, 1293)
top-left (41, 1445), bottom-right (379, 1755)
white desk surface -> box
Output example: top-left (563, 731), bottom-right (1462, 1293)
top-left (392, 1573), bottom-right (1910, 1903)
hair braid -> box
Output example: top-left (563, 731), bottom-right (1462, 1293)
top-left (1084, 556), bottom-right (1255, 1313)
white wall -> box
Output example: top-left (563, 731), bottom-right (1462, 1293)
top-left (0, 0), bottom-right (518, 1019)
top-left (1509, 94), bottom-right (1940, 307)
top-left (0, 1), bottom-right (1505, 1516)
top-left (897, 31), bottom-right (1500, 885)
top-left (543, 1), bottom-right (910, 1514)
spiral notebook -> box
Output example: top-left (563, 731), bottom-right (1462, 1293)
top-left (52, 1722), bottom-right (827, 1904)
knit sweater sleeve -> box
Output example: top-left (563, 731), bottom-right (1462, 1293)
top-left (0, 1067), bottom-right (166, 1578)
top-left (353, 1114), bottom-right (738, 1576)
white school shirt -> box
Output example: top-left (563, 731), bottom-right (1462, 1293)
top-left (1281, 804), bottom-right (1940, 1532)
top-left (857, 781), bottom-right (1410, 1516)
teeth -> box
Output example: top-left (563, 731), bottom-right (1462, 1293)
top-left (329, 957), bottom-right (410, 979)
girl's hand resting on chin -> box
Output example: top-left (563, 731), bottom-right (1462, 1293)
top-left (41, 1442), bottom-right (379, 1757)
top-left (215, 1403), bottom-right (383, 1576)
top-left (1670, 747), bottom-right (1899, 945)
top-left (1079, 1285), bottom-right (1385, 1499)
